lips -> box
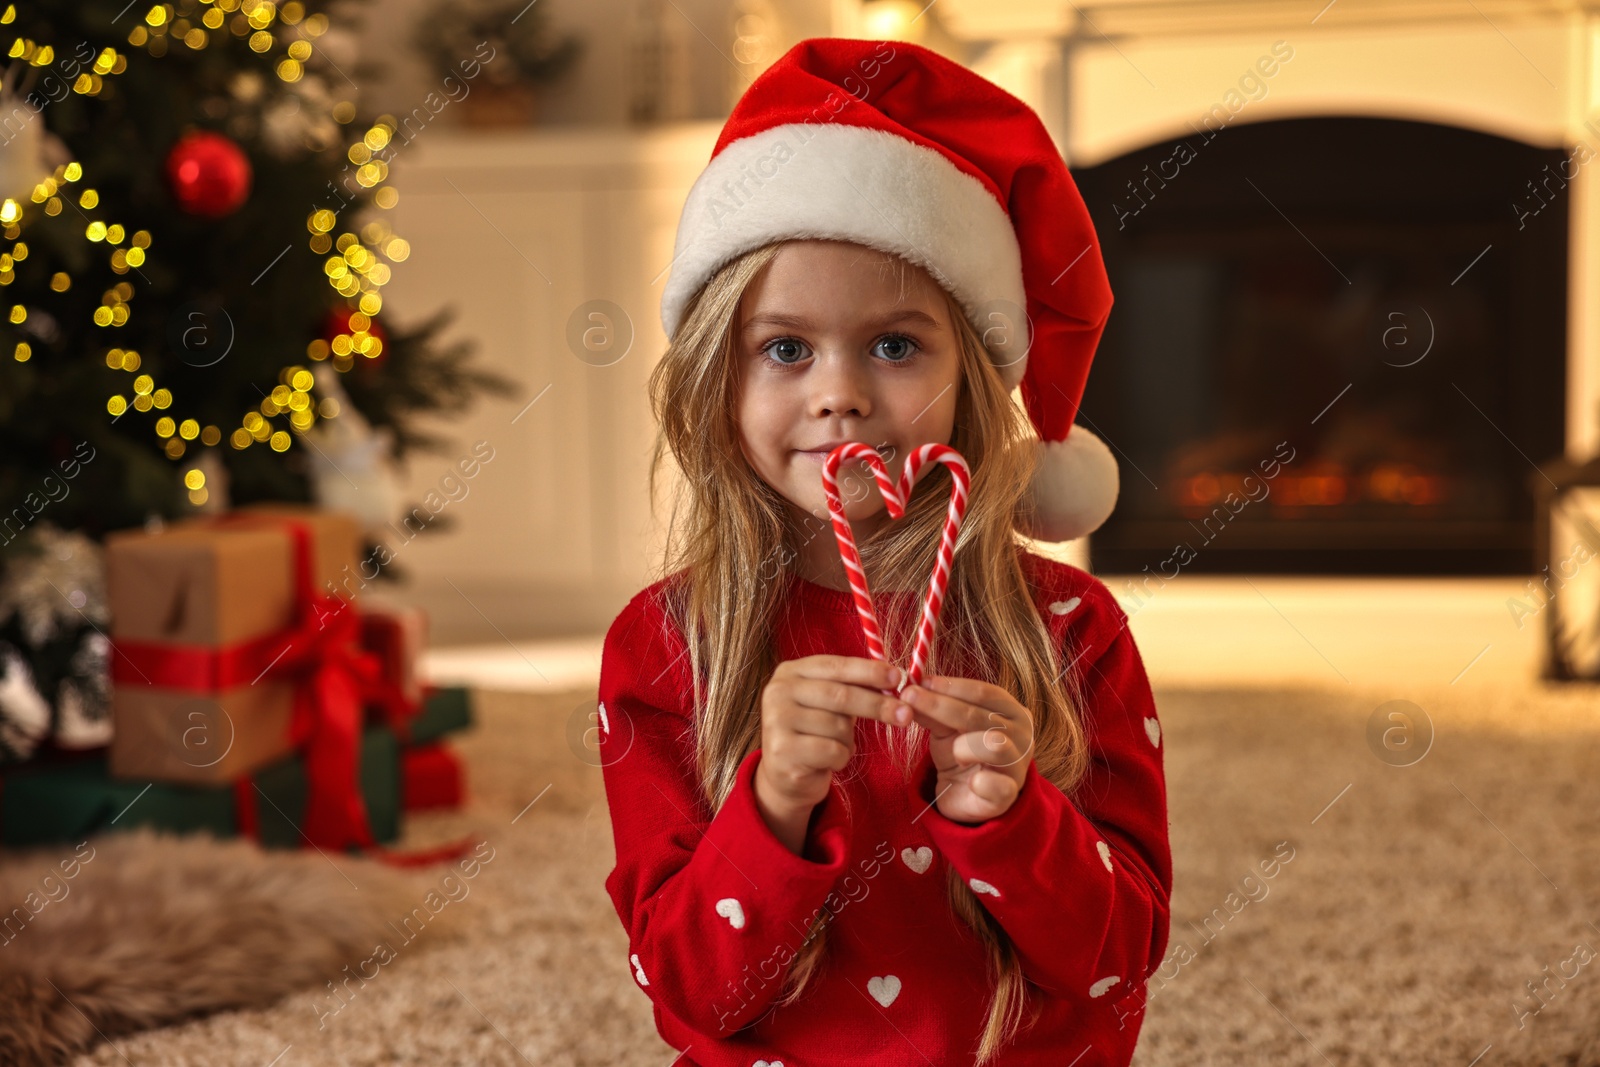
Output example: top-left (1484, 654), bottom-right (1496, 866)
top-left (797, 442), bottom-right (892, 457)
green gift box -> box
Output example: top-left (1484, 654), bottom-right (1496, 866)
top-left (400, 686), bottom-right (474, 744)
top-left (1, 725), bottom-right (400, 850)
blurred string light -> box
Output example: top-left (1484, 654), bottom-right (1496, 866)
top-left (0, 0), bottom-right (419, 497)
top-left (860, 0), bottom-right (928, 43)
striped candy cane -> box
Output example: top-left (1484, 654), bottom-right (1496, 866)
top-left (821, 442), bottom-right (971, 693)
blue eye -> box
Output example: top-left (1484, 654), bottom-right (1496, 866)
top-left (762, 337), bottom-right (809, 365)
top-left (874, 334), bottom-right (920, 362)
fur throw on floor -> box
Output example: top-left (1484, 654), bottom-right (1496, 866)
top-left (0, 827), bottom-right (431, 1066)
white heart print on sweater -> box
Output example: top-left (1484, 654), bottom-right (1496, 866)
top-left (901, 846), bottom-right (932, 874)
top-left (1144, 716), bottom-right (1161, 748)
top-left (715, 897), bottom-right (746, 930)
top-left (968, 878), bottom-right (1001, 897)
top-left (1089, 975), bottom-right (1120, 998)
top-left (629, 953), bottom-right (648, 986)
top-left (867, 974), bottom-right (902, 1007)
top-left (1096, 840), bottom-right (1114, 872)
top-left (753, 1060), bottom-right (784, 1067)
top-left (1048, 597), bottom-right (1082, 616)
top-left (597, 701), bottom-right (609, 736)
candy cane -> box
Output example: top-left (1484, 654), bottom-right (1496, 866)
top-left (820, 442), bottom-right (971, 693)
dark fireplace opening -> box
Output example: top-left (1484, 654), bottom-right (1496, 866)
top-left (1073, 116), bottom-right (1568, 576)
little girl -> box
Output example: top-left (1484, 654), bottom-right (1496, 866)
top-left (598, 38), bottom-right (1170, 1067)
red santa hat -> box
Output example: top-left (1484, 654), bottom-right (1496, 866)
top-left (661, 37), bottom-right (1119, 543)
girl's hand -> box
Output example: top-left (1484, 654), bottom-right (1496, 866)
top-left (755, 655), bottom-right (906, 852)
top-left (898, 675), bottom-right (1035, 825)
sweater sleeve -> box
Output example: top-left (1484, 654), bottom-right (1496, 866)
top-left (916, 579), bottom-right (1172, 1010)
top-left (597, 585), bottom-right (857, 1037)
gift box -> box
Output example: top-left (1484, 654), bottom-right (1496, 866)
top-left (358, 601), bottom-right (429, 737)
top-left (0, 723), bottom-right (400, 850)
top-left (403, 685), bottom-right (474, 745)
top-left (104, 505), bottom-right (364, 785)
top-left (401, 741), bottom-right (465, 812)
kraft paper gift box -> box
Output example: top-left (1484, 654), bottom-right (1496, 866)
top-left (104, 506), bottom-right (362, 785)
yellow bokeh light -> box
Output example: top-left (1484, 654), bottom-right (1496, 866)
top-left (270, 431), bottom-right (290, 451)
top-left (179, 418), bottom-right (199, 439)
top-left (183, 468), bottom-right (205, 490)
top-left (155, 416), bottom-right (175, 437)
top-left (108, 395), bottom-right (127, 415)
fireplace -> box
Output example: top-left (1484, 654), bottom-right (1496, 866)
top-left (1072, 116), bottom-right (1568, 575)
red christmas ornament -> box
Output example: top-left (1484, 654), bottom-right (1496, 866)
top-left (322, 305), bottom-right (388, 368)
top-left (165, 130), bottom-right (252, 217)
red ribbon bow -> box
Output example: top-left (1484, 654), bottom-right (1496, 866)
top-left (112, 513), bottom-right (465, 864)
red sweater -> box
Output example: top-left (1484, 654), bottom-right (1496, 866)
top-left (598, 548), bottom-right (1172, 1066)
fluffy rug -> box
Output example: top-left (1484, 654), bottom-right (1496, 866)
top-left (0, 826), bottom-right (446, 1066)
top-left (10, 679), bottom-right (1600, 1066)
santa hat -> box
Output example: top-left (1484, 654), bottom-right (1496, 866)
top-left (661, 37), bottom-right (1119, 543)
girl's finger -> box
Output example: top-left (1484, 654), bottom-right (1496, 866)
top-left (777, 732), bottom-right (854, 773)
top-left (786, 654), bottom-right (902, 692)
top-left (784, 705), bottom-right (859, 746)
top-left (787, 676), bottom-right (903, 725)
top-left (923, 675), bottom-right (1023, 719)
top-left (951, 727), bottom-right (1031, 769)
top-left (968, 766), bottom-right (1021, 810)
top-left (899, 684), bottom-right (986, 735)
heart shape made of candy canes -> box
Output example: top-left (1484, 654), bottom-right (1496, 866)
top-left (821, 442), bottom-right (971, 694)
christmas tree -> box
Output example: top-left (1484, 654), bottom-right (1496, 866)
top-left (0, 0), bottom-right (514, 759)
top-left (0, 0), bottom-right (513, 537)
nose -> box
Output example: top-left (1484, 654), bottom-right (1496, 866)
top-left (809, 347), bottom-right (873, 419)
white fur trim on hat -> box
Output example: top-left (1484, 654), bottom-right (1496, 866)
top-left (660, 123), bottom-right (1029, 391)
top-left (1019, 425), bottom-right (1121, 543)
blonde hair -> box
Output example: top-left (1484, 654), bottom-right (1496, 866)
top-left (646, 240), bottom-right (1093, 1063)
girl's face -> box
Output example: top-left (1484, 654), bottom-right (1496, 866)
top-left (734, 240), bottom-right (962, 529)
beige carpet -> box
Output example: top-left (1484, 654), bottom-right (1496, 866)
top-left (58, 679), bottom-right (1600, 1066)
